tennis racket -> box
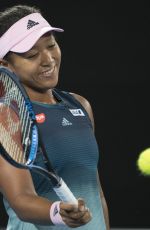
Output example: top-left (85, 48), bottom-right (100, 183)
top-left (0, 66), bottom-right (77, 205)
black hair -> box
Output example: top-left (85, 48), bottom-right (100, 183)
top-left (0, 5), bottom-right (41, 37)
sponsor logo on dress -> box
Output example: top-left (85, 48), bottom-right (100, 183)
top-left (36, 113), bottom-right (45, 123)
top-left (69, 109), bottom-right (85, 116)
top-left (62, 117), bottom-right (72, 126)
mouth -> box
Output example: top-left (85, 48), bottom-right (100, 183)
top-left (38, 67), bottom-right (55, 78)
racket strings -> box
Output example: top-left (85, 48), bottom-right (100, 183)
top-left (0, 73), bottom-right (32, 164)
top-left (0, 123), bottom-right (26, 163)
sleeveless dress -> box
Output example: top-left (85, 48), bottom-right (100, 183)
top-left (3, 88), bottom-right (106, 230)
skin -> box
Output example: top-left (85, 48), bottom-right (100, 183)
top-left (0, 32), bottom-right (109, 228)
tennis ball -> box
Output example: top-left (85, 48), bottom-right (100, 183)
top-left (137, 148), bottom-right (150, 176)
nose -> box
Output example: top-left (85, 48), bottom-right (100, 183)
top-left (40, 50), bottom-right (54, 67)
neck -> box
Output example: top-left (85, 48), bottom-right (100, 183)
top-left (25, 88), bottom-right (58, 104)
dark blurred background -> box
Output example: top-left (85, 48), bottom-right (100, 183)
top-left (0, 0), bottom-right (150, 228)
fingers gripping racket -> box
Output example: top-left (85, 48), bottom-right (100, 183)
top-left (0, 67), bottom-right (77, 205)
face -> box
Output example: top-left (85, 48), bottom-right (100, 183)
top-left (7, 33), bottom-right (61, 100)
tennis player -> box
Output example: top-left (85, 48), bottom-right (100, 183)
top-left (0, 4), bottom-right (110, 230)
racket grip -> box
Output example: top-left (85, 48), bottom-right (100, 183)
top-left (53, 178), bottom-right (78, 205)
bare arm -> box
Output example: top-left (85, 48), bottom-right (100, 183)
top-left (0, 155), bottom-right (52, 225)
top-left (0, 154), bottom-right (92, 227)
top-left (72, 92), bottom-right (110, 229)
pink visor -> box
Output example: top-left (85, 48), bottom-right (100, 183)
top-left (0, 13), bottom-right (64, 58)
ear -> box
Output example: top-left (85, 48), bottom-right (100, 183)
top-left (0, 58), bottom-right (9, 67)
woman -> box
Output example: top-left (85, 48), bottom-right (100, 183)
top-left (0, 4), bottom-right (109, 230)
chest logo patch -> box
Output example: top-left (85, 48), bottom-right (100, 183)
top-left (62, 117), bottom-right (72, 126)
top-left (36, 113), bottom-right (46, 123)
top-left (69, 109), bottom-right (85, 116)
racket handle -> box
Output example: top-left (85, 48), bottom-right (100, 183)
top-left (53, 178), bottom-right (78, 205)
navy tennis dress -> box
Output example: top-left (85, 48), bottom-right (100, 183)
top-left (3, 88), bottom-right (106, 229)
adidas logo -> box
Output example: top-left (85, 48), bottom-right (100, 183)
top-left (62, 117), bottom-right (72, 126)
top-left (27, 20), bottom-right (39, 30)
top-left (53, 205), bottom-right (58, 217)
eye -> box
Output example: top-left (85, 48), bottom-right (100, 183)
top-left (26, 53), bottom-right (38, 59)
top-left (48, 43), bottom-right (56, 49)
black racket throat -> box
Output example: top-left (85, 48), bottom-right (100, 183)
top-left (36, 133), bottom-right (62, 187)
top-left (1, 142), bottom-right (61, 188)
top-left (30, 165), bottom-right (61, 187)
top-left (37, 132), bottom-right (53, 171)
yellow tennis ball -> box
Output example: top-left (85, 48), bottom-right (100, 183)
top-left (137, 148), bottom-right (150, 176)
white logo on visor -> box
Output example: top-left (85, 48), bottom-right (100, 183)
top-left (69, 109), bottom-right (85, 116)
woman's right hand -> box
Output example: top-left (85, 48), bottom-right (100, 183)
top-left (59, 198), bottom-right (92, 228)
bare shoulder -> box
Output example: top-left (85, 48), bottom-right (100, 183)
top-left (70, 92), bottom-right (95, 130)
